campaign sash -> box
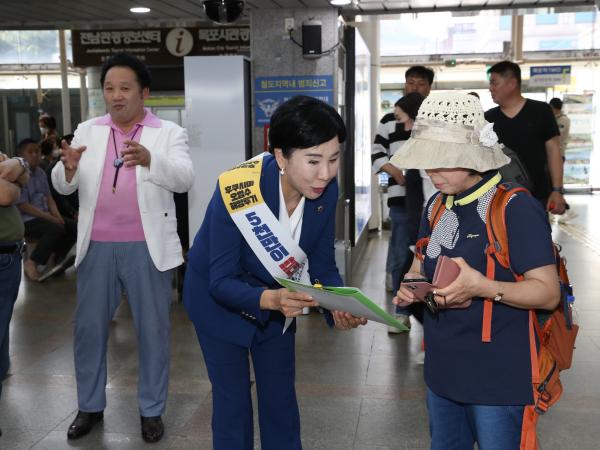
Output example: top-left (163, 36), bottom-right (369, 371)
top-left (219, 152), bottom-right (311, 293)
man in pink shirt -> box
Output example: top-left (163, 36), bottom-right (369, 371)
top-left (52, 53), bottom-right (193, 444)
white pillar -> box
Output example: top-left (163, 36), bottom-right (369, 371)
top-left (355, 19), bottom-right (382, 231)
top-left (511, 14), bottom-right (524, 61)
top-left (86, 66), bottom-right (106, 119)
top-left (79, 71), bottom-right (89, 122)
top-left (59, 30), bottom-right (71, 133)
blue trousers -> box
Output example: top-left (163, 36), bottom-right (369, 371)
top-left (74, 242), bottom-right (173, 416)
top-left (427, 388), bottom-right (525, 450)
top-left (0, 246), bottom-right (22, 397)
top-left (386, 205), bottom-right (411, 315)
top-left (197, 330), bottom-right (301, 450)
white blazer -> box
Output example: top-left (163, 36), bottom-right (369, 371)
top-left (52, 117), bottom-right (194, 271)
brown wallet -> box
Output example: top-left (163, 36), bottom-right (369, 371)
top-left (432, 256), bottom-right (471, 309)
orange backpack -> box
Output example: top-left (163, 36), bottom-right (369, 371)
top-left (416, 183), bottom-right (579, 450)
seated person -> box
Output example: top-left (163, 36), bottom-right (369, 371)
top-left (39, 136), bottom-right (60, 172)
top-left (15, 138), bottom-right (76, 281)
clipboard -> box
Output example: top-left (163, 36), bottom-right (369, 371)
top-left (275, 277), bottom-right (409, 331)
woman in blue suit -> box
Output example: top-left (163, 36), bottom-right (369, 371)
top-left (183, 96), bottom-right (366, 450)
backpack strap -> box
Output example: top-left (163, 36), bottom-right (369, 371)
top-left (554, 243), bottom-right (571, 286)
top-left (415, 193), bottom-right (445, 262)
top-left (520, 405), bottom-right (540, 450)
top-left (482, 183), bottom-right (528, 342)
top-left (520, 310), bottom-right (542, 450)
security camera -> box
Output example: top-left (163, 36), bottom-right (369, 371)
top-left (203, 0), bottom-right (245, 24)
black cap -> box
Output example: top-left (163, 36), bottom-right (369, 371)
top-left (394, 92), bottom-right (426, 120)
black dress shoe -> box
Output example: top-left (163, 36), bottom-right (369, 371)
top-left (67, 411), bottom-right (103, 440)
top-left (141, 415), bottom-right (164, 443)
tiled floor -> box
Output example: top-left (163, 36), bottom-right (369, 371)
top-left (1, 193), bottom-right (599, 449)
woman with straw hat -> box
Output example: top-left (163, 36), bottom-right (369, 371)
top-left (391, 92), bottom-right (560, 449)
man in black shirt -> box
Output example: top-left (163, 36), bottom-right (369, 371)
top-left (485, 61), bottom-right (566, 213)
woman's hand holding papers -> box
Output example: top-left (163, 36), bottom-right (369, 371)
top-left (260, 288), bottom-right (319, 318)
top-left (332, 311), bottom-right (368, 330)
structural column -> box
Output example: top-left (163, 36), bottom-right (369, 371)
top-left (59, 30), bottom-right (72, 133)
top-left (511, 14), bottom-right (524, 61)
top-left (250, 8), bottom-right (340, 152)
top-left (86, 66), bottom-right (106, 119)
top-left (355, 18), bottom-right (382, 230)
top-left (79, 71), bottom-right (89, 123)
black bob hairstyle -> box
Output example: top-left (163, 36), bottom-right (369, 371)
top-left (268, 96), bottom-right (346, 158)
top-left (100, 52), bottom-right (152, 90)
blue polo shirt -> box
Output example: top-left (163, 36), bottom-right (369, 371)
top-left (16, 167), bottom-right (51, 222)
top-left (419, 172), bottom-right (556, 405)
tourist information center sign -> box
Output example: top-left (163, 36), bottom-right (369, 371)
top-left (72, 26), bottom-right (250, 67)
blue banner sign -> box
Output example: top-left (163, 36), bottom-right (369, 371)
top-left (255, 75), bottom-right (334, 126)
top-left (529, 65), bottom-right (571, 87)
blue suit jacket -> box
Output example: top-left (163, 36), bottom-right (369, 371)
top-left (183, 154), bottom-right (343, 347)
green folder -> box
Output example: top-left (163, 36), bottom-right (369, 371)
top-left (275, 277), bottom-right (409, 331)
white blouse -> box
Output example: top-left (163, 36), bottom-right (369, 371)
top-left (278, 177), bottom-right (306, 243)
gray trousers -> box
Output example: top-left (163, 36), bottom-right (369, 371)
top-left (75, 241), bottom-right (173, 416)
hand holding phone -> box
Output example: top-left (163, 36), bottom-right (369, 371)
top-left (400, 278), bottom-right (439, 314)
top-left (401, 278), bottom-right (434, 301)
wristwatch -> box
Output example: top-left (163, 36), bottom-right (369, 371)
top-left (551, 186), bottom-right (565, 194)
top-left (493, 292), bottom-right (504, 302)
top-left (13, 157), bottom-right (29, 174)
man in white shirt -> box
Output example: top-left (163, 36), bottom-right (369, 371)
top-left (53, 53), bottom-right (193, 443)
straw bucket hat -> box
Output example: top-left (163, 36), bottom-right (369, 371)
top-left (390, 92), bottom-right (510, 172)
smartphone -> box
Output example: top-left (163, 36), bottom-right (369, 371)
top-left (401, 279), bottom-right (434, 301)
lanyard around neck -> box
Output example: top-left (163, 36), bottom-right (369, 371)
top-left (111, 124), bottom-right (142, 193)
